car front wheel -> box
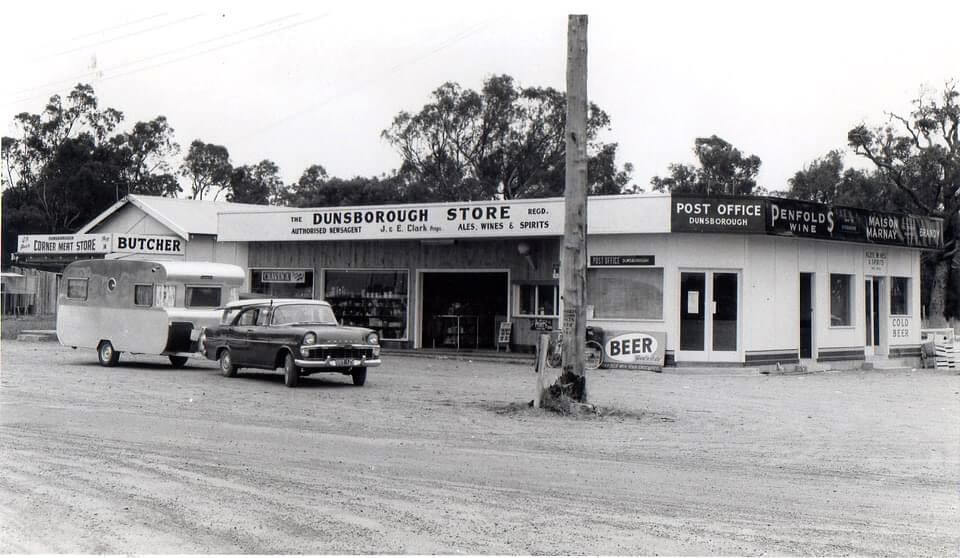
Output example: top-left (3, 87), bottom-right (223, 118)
top-left (351, 367), bottom-right (367, 386)
top-left (219, 349), bottom-right (237, 377)
top-left (284, 352), bottom-right (300, 387)
top-left (97, 340), bottom-right (120, 367)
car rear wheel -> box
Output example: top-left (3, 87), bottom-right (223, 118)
top-left (97, 340), bottom-right (120, 367)
top-left (219, 349), bottom-right (237, 377)
top-left (351, 367), bottom-right (367, 386)
top-left (284, 353), bottom-right (300, 387)
top-left (169, 355), bottom-right (189, 368)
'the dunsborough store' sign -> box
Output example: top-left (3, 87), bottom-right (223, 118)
top-left (218, 199), bottom-right (565, 242)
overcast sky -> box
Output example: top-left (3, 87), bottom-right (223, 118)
top-left (2, 0), bottom-right (958, 194)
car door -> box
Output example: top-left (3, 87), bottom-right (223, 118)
top-left (245, 305), bottom-right (277, 368)
top-left (231, 306), bottom-right (263, 365)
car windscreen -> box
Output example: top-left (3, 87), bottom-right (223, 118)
top-left (272, 304), bottom-right (337, 326)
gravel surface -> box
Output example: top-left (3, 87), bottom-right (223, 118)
top-left (1, 340), bottom-right (958, 555)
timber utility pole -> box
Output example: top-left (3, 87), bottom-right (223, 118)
top-left (558, 14), bottom-right (589, 403)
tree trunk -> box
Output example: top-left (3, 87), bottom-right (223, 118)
top-left (927, 256), bottom-right (951, 327)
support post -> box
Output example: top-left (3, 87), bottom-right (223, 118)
top-left (558, 14), bottom-right (589, 402)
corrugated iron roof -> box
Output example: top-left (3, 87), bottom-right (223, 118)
top-left (78, 195), bottom-right (275, 239)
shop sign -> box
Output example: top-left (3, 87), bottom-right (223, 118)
top-left (765, 199), bottom-right (944, 249)
top-left (110, 234), bottom-right (184, 255)
top-left (530, 318), bottom-right (554, 331)
top-left (17, 233), bottom-right (184, 255)
top-left (260, 270), bottom-right (307, 283)
top-left (864, 250), bottom-right (888, 274)
top-left (889, 316), bottom-right (911, 341)
top-left (589, 255), bottom-right (654, 266)
top-left (218, 198), bottom-right (565, 242)
top-left (670, 195), bottom-right (766, 234)
top-left (602, 330), bottom-right (666, 370)
top-left (17, 234), bottom-right (111, 254)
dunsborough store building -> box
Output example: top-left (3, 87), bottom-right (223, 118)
top-left (215, 193), bottom-right (943, 367)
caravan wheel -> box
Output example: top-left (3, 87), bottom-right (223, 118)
top-left (169, 355), bottom-right (189, 368)
top-left (97, 341), bottom-right (120, 367)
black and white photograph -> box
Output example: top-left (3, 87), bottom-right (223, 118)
top-left (1, 0), bottom-right (958, 555)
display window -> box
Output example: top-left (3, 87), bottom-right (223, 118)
top-left (324, 269), bottom-right (408, 340)
top-left (587, 268), bottom-right (664, 320)
top-left (514, 283), bottom-right (558, 317)
top-left (890, 277), bottom-right (910, 316)
top-left (250, 268), bottom-right (314, 299)
top-left (830, 274), bottom-right (853, 326)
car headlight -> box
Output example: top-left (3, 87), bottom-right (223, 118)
top-left (366, 332), bottom-right (379, 345)
top-left (303, 332), bottom-right (317, 346)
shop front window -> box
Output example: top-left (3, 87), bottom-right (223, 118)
top-left (251, 269), bottom-right (314, 299)
top-left (830, 274), bottom-right (853, 326)
top-left (324, 270), bottom-right (408, 340)
top-left (587, 268), bottom-right (663, 320)
top-left (890, 277), bottom-right (910, 316)
top-left (515, 284), bottom-right (558, 317)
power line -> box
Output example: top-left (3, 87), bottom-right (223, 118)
top-left (240, 19), bottom-right (494, 142)
top-left (51, 14), bottom-right (204, 58)
top-left (101, 14), bottom-right (328, 83)
top-left (10, 13), bottom-right (303, 99)
top-left (69, 12), bottom-right (169, 42)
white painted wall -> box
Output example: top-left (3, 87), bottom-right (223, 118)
top-left (586, 232), bottom-right (923, 361)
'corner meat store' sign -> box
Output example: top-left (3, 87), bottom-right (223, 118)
top-left (218, 199), bottom-right (565, 242)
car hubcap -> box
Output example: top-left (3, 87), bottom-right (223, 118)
top-left (101, 345), bottom-right (112, 360)
top-left (222, 354), bottom-right (230, 370)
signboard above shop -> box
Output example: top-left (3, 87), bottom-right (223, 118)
top-left (218, 198), bottom-right (566, 243)
top-left (17, 233), bottom-right (185, 256)
top-left (671, 194), bottom-right (943, 250)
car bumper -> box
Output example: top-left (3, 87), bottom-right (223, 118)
top-left (295, 358), bottom-right (382, 368)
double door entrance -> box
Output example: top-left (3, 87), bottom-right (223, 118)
top-left (678, 270), bottom-right (740, 362)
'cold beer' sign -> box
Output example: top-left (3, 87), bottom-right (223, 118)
top-left (602, 331), bottom-right (666, 371)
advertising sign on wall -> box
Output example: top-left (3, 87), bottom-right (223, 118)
top-left (601, 330), bottom-right (667, 371)
top-left (260, 270), bottom-right (307, 283)
top-left (18, 233), bottom-right (184, 256)
top-left (670, 195), bottom-right (766, 234)
top-left (18, 233), bottom-right (112, 255)
top-left (589, 255), bottom-right (655, 266)
top-left (670, 195), bottom-right (943, 250)
top-left (219, 198), bottom-right (566, 242)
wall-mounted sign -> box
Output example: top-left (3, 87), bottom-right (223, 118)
top-left (864, 250), bottom-right (888, 274)
top-left (670, 195), bottom-right (766, 234)
top-left (260, 270), bottom-right (307, 283)
top-left (670, 195), bottom-right (943, 250)
top-left (529, 318), bottom-right (554, 331)
top-left (601, 330), bottom-right (666, 370)
top-left (17, 233), bottom-right (184, 256)
top-left (17, 234), bottom-right (112, 254)
top-left (589, 255), bottom-right (655, 266)
top-left (110, 234), bottom-right (184, 255)
top-left (218, 198), bottom-right (566, 242)
top-left (889, 316), bottom-right (911, 340)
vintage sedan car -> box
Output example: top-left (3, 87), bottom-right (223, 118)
top-left (200, 298), bottom-right (381, 387)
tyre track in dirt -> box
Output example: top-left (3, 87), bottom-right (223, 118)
top-left (2, 343), bottom-right (958, 554)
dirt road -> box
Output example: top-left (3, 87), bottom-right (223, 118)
top-left (1, 340), bottom-right (957, 554)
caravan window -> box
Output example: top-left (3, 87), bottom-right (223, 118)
top-left (155, 285), bottom-right (177, 308)
top-left (134, 284), bottom-right (154, 307)
top-left (66, 278), bottom-right (88, 300)
top-left (185, 286), bottom-right (221, 308)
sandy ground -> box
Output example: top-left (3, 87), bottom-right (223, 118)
top-left (0, 340), bottom-right (957, 555)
